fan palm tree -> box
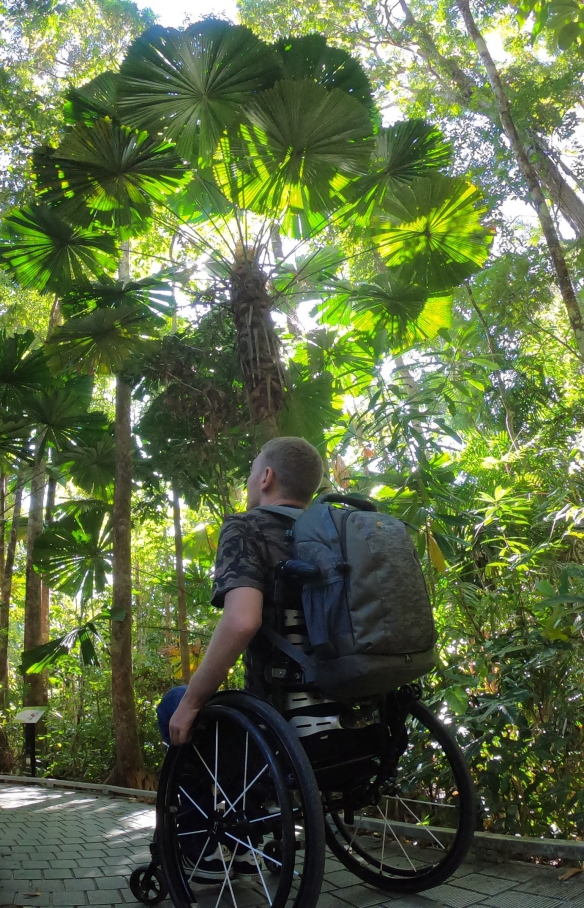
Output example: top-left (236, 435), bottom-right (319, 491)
top-left (0, 68), bottom-right (185, 782)
top-left (116, 23), bottom-right (493, 441)
top-left (20, 375), bottom-right (109, 707)
top-left (0, 19), bottom-right (492, 778)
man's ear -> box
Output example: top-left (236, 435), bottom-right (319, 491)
top-left (260, 466), bottom-right (276, 491)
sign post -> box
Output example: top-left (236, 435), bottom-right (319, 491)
top-left (15, 708), bottom-right (47, 777)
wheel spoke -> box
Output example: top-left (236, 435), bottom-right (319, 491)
top-left (223, 764), bottom-right (269, 818)
top-left (192, 743), bottom-right (235, 812)
top-left (178, 828), bottom-right (208, 837)
top-left (247, 835), bottom-right (272, 906)
top-left (379, 792), bottom-right (389, 871)
top-left (179, 785), bottom-right (209, 820)
top-left (224, 832), bottom-right (300, 878)
top-left (393, 795), bottom-right (447, 850)
top-left (249, 812), bottom-right (282, 823)
top-left (243, 732), bottom-right (249, 812)
top-left (377, 804), bottom-right (417, 873)
top-left (214, 845), bottom-right (238, 908)
top-left (214, 721), bottom-right (219, 813)
top-left (187, 835), bottom-right (211, 884)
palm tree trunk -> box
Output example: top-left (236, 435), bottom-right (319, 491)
top-left (230, 252), bottom-right (284, 443)
top-left (108, 239), bottom-right (143, 786)
top-left (108, 374), bottom-right (143, 785)
top-left (172, 484), bottom-right (190, 684)
top-left (23, 455), bottom-right (46, 707)
top-left (455, 0), bottom-right (584, 361)
top-left (40, 471), bottom-right (56, 653)
top-left (0, 468), bottom-right (24, 707)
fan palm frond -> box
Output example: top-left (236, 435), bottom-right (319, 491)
top-left (118, 20), bottom-right (280, 165)
top-left (374, 176), bottom-right (494, 291)
top-left (0, 204), bottom-right (118, 293)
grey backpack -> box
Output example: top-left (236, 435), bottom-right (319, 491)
top-left (260, 493), bottom-right (436, 701)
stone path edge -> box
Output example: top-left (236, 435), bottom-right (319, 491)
top-left (2, 774), bottom-right (584, 862)
top-left (0, 775), bottom-right (156, 801)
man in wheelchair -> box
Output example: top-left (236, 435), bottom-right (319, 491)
top-left (156, 436), bottom-right (324, 882)
top-left (145, 437), bottom-right (476, 904)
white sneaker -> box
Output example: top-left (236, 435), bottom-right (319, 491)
top-left (184, 843), bottom-right (234, 883)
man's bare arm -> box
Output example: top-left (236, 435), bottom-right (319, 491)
top-left (168, 587), bottom-right (263, 745)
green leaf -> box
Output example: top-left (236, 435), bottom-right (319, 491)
top-left (537, 595), bottom-right (584, 606)
top-left (58, 274), bottom-right (175, 320)
top-left (33, 503), bottom-right (113, 601)
top-left (45, 305), bottom-right (162, 374)
top-left (21, 632), bottom-right (79, 674)
top-left (25, 378), bottom-right (109, 453)
top-left (64, 71), bottom-right (119, 125)
top-left (168, 170), bottom-right (232, 222)
top-left (373, 175), bottom-right (494, 291)
top-left (118, 20), bottom-right (280, 165)
top-left (279, 364), bottom-right (341, 447)
top-left (33, 119), bottom-right (185, 237)
top-left (21, 612), bottom-right (109, 674)
top-left (318, 268), bottom-right (452, 348)
top-left (0, 330), bottom-right (53, 409)
top-left (273, 34), bottom-right (373, 108)
top-left (57, 435), bottom-right (115, 500)
top-left (342, 121), bottom-right (453, 226)
top-left (214, 80), bottom-right (374, 234)
top-left (0, 204), bottom-right (119, 293)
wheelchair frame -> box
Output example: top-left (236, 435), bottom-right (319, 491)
top-left (131, 560), bottom-right (476, 907)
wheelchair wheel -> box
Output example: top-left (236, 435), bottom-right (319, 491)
top-left (157, 702), bottom-right (323, 908)
top-left (324, 700), bottom-right (475, 893)
top-left (216, 691), bottom-right (326, 904)
top-left (129, 864), bottom-right (168, 905)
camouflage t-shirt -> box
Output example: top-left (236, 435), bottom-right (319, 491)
top-left (211, 507), bottom-right (300, 696)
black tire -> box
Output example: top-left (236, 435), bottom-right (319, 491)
top-left (157, 702), bottom-right (321, 908)
top-left (325, 700), bottom-right (476, 893)
top-left (209, 691), bottom-right (326, 908)
top-left (129, 864), bottom-right (168, 905)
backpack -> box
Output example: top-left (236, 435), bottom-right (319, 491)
top-left (259, 493), bottom-right (436, 701)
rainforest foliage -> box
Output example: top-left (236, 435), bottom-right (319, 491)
top-left (0, 0), bottom-right (583, 837)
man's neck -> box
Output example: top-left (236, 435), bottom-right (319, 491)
top-left (258, 496), bottom-right (306, 509)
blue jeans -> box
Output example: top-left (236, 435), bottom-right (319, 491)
top-left (156, 685), bottom-right (188, 745)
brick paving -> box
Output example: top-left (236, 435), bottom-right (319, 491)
top-left (1, 784), bottom-right (584, 908)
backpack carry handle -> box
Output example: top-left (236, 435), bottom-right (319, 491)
top-left (317, 492), bottom-right (378, 512)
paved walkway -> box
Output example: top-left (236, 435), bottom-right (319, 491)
top-left (1, 784), bottom-right (584, 908)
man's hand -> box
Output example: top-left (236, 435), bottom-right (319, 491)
top-left (169, 698), bottom-right (199, 746)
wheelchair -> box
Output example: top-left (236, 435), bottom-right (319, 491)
top-left (131, 562), bottom-right (476, 908)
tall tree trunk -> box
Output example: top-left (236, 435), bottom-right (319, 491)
top-left (230, 250), bottom-right (284, 443)
top-left (0, 469), bottom-right (24, 707)
top-left (108, 240), bottom-right (143, 786)
top-left (526, 132), bottom-right (584, 237)
top-left (456, 0), bottom-right (584, 361)
top-left (0, 475), bottom-right (5, 599)
top-left (40, 471), bottom-right (56, 654)
top-left (0, 475), bottom-right (5, 708)
top-left (23, 456), bottom-right (46, 707)
top-left (172, 484), bottom-right (190, 685)
top-left (134, 560), bottom-right (144, 654)
top-left (396, 0), bottom-right (584, 237)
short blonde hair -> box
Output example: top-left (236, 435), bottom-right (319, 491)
top-left (260, 437), bottom-right (323, 505)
